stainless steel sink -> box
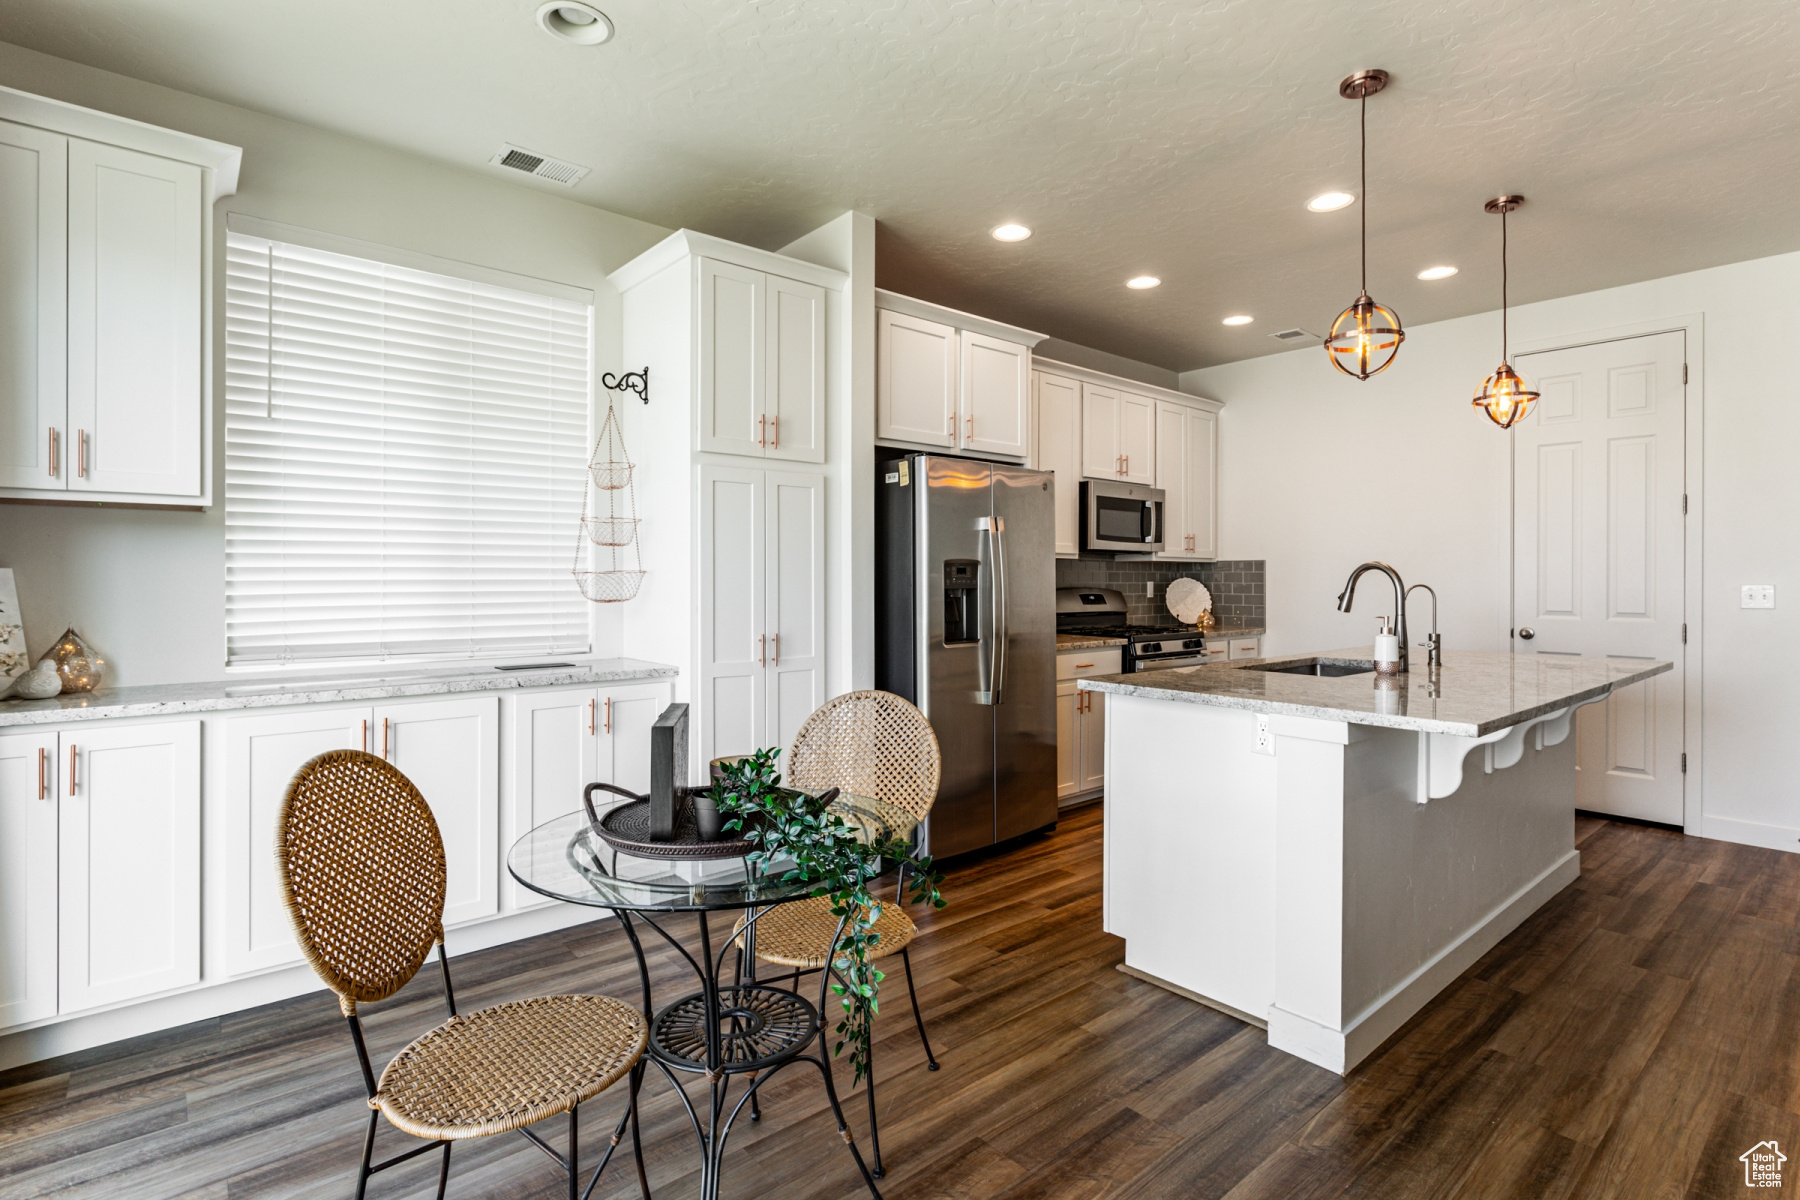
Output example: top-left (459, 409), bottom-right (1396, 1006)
top-left (1243, 659), bottom-right (1376, 678)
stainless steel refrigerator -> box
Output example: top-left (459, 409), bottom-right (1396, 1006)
top-left (876, 454), bottom-right (1058, 858)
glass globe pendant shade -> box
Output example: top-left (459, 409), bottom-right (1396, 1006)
top-left (1326, 291), bottom-right (1405, 380)
top-left (1473, 362), bottom-right (1539, 429)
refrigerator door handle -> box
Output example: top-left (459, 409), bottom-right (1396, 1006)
top-left (976, 515), bottom-right (1004, 705)
top-left (992, 515), bottom-right (1008, 704)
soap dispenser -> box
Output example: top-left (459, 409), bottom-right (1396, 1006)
top-left (1373, 615), bottom-right (1402, 675)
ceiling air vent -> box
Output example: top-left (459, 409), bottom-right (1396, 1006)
top-left (1269, 328), bottom-right (1317, 343)
top-left (489, 144), bottom-right (590, 187)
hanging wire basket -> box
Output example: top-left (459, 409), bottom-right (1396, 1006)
top-left (589, 460), bottom-right (634, 491)
top-left (581, 515), bottom-right (640, 547)
top-left (572, 569), bottom-right (646, 603)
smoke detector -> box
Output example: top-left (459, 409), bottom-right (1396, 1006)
top-left (490, 144), bottom-right (591, 187)
top-left (1269, 328), bottom-right (1317, 343)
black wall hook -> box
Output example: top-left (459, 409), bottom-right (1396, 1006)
top-left (602, 367), bottom-right (650, 404)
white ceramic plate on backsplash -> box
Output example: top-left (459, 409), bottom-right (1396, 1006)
top-left (1166, 578), bottom-right (1212, 625)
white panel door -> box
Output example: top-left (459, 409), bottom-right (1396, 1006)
top-left (59, 721), bottom-right (201, 1013)
top-left (1078, 690), bottom-right (1107, 794)
top-left (0, 121), bottom-right (66, 491)
top-left (1034, 371), bottom-right (1081, 556)
top-left (766, 470), bottom-right (825, 756)
top-left (504, 689), bottom-right (599, 910)
top-left (700, 464), bottom-right (767, 764)
top-left (1055, 680), bottom-right (1079, 801)
top-left (764, 273), bottom-right (825, 463)
top-left (960, 331), bottom-right (1030, 458)
top-left (1081, 383), bottom-right (1121, 478)
top-left (600, 682), bottom-right (673, 795)
top-left (1186, 406), bottom-right (1218, 560)
top-left (698, 257), bottom-right (766, 457)
top-left (0, 730), bottom-right (58, 1028)
top-left (377, 696), bottom-right (499, 928)
top-left (223, 707), bottom-right (369, 974)
top-left (877, 309), bottom-right (956, 448)
top-left (1154, 402), bottom-right (1192, 559)
top-left (1513, 331), bottom-right (1686, 824)
top-left (66, 138), bottom-right (202, 497)
top-left (1118, 393), bottom-right (1156, 485)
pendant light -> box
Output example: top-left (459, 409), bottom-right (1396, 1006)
top-left (1325, 69), bottom-right (1404, 380)
top-left (1472, 195), bottom-right (1539, 428)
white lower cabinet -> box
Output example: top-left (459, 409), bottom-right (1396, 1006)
top-left (0, 730), bottom-right (58, 1027)
top-left (58, 721), bottom-right (201, 1014)
top-left (504, 682), bottom-right (672, 910)
top-left (698, 464), bottom-right (824, 764)
top-left (222, 707), bottom-right (365, 976)
top-left (1055, 682), bottom-right (1107, 801)
top-left (377, 697), bottom-right (498, 929)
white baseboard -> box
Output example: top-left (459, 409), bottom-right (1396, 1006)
top-left (0, 904), bottom-right (610, 1073)
top-left (1697, 814), bottom-right (1800, 854)
top-left (1268, 849), bottom-right (1581, 1075)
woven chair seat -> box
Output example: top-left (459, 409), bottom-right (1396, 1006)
top-left (374, 994), bottom-right (646, 1140)
top-left (738, 894), bottom-right (917, 971)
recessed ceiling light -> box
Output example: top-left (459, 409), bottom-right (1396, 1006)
top-left (1222, 315), bottom-right (1254, 326)
top-left (537, 1), bottom-right (614, 44)
top-left (990, 224), bottom-right (1032, 242)
top-left (1307, 191), bottom-right (1355, 213)
top-left (1417, 265), bottom-right (1459, 280)
top-left (1126, 276), bottom-right (1160, 290)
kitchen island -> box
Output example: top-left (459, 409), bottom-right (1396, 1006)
top-left (1079, 648), bottom-right (1671, 1074)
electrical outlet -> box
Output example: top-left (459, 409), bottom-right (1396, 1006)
top-left (1743, 585), bottom-right (1776, 609)
top-left (1253, 714), bottom-right (1275, 755)
top-left (1145, 582), bottom-right (1155, 598)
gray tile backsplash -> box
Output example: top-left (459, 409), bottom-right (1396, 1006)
top-left (1056, 557), bottom-right (1265, 628)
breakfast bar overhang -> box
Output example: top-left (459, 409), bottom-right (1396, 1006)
top-left (1080, 649), bottom-right (1672, 1075)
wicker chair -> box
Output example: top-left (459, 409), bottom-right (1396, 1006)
top-left (737, 690), bottom-right (942, 1178)
top-left (276, 750), bottom-right (650, 1200)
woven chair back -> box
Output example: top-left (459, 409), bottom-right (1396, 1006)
top-left (276, 749), bottom-right (447, 1014)
top-left (786, 690), bottom-right (941, 822)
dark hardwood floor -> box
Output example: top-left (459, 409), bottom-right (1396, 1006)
top-left (3, 804), bottom-right (1794, 1199)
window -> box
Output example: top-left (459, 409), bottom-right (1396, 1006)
top-left (223, 219), bottom-right (592, 667)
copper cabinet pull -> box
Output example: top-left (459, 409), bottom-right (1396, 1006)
top-left (68, 744), bottom-right (77, 796)
top-left (966, 413), bottom-right (974, 440)
top-left (38, 748), bottom-right (48, 799)
top-left (1123, 454), bottom-right (1129, 475)
top-left (1075, 662), bottom-right (1094, 668)
top-left (78, 430), bottom-right (88, 478)
top-left (360, 719), bottom-right (368, 751)
top-left (588, 697), bottom-right (596, 735)
top-left (603, 696), bottom-right (612, 734)
top-left (758, 415), bottom-right (765, 447)
top-left (771, 634), bottom-right (779, 666)
top-left (48, 428), bottom-right (58, 477)
top-left (382, 717), bottom-right (390, 759)
top-left (770, 416), bottom-right (779, 449)
top-left (758, 635), bottom-right (765, 667)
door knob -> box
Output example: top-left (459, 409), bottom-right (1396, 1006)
top-left (1518, 627), bottom-right (1535, 640)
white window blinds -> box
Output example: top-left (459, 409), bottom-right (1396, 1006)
top-left (224, 225), bottom-right (592, 667)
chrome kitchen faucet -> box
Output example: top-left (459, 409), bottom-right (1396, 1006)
top-left (1337, 561), bottom-right (1409, 673)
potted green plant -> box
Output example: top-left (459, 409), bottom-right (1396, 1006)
top-left (711, 748), bottom-right (944, 1084)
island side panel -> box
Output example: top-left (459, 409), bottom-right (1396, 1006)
top-left (1103, 694), bottom-right (1276, 1021)
top-left (1335, 727), bottom-right (1580, 1066)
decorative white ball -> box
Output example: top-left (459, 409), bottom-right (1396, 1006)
top-left (13, 659), bottom-right (62, 699)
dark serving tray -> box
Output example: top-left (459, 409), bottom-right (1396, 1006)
top-left (593, 794), bottom-right (759, 861)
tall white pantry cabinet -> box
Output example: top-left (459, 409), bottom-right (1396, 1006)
top-left (0, 88), bottom-right (241, 504)
top-left (611, 230), bottom-right (840, 772)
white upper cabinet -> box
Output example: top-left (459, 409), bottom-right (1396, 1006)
top-left (1118, 393), bottom-right (1156, 485)
top-left (697, 257), bottom-right (825, 463)
top-left (0, 120), bottom-right (65, 490)
top-left (876, 291), bottom-right (1044, 461)
top-left (877, 308), bottom-right (957, 448)
top-left (960, 331), bottom-right (1031, 457)
top-left (0, 90), bottom-right (238, 505)
top-left (1081, 383), bottom-right (1121, 478)
top-left (1154, 398), bottom-right (1220, 560)
top-left (1033, 370), bottom-right (1081, 557)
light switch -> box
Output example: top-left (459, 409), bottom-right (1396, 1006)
top-left (1743, 585), bottom-right (1776, 609)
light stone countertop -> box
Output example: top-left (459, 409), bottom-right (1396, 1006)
top-left (1057, 634), bottom-right (1128, 651)
top-left (1077, 648), bottom-right (1671, 737)
top-left (0, 658), bottom-right (678, 728)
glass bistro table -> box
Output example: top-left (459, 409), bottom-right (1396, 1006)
top-left (508, 791), bottom-right (919, 1200)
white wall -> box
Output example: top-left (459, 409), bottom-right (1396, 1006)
top-left (1183, 250), bottom-right (1800, 851)
top-left (0, 40), bottom-right (671, 685)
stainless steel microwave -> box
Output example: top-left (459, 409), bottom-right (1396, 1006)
top-left (1080, 480), bottom-right (1165, 553)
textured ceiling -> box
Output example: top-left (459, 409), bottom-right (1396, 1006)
top-left (4, 0), bottom-right (1798, 370)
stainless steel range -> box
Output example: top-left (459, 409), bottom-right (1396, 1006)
top-left (1055, 587), bottom-right (1210, 672)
